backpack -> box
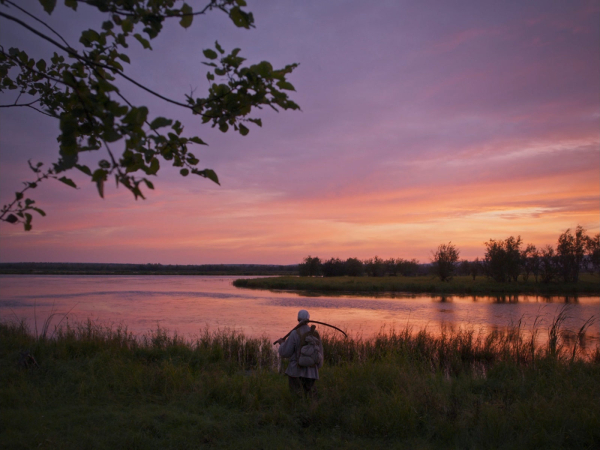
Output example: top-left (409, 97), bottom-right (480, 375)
top-left (296, 325), bottom-right (323, 368)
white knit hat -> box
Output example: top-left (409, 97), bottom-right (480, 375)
top-left (297, 309), bottom-right (310, 322)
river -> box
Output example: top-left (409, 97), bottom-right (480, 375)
top-left (1, 275), bottom-right (598, 349)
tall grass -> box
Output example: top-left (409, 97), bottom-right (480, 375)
top-left (1, 315), bottom-right (599, 449)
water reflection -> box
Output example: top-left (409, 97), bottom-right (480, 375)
top-left (0, 275), bottom-right (598, 353)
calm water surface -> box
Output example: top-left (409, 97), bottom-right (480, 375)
top-left (1, 275), bottom-right (598, 347)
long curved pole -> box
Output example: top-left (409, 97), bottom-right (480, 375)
top-left (274, 320), bottom-right (347, 345)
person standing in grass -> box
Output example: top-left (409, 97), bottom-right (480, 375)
top-left (274, 309), bottom-right (324, 397)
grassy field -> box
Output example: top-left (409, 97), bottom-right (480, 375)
top-left (233, 274), bottom-right (600, 296)
top-left (1, 318), bottom-right (599, 449)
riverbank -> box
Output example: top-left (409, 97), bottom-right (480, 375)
top-left (2, 320), bottom-right (599, 449)
top-left (233, 274), bottom-right (600, 296)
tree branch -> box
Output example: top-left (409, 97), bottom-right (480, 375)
top-left (0, 102), bottom-right (57, 117)
top-left (0, 10), bottom-right (194, 110)
top-left (0, 165), bottom-right (51, 225)
top-left (76, 0), bottom-right (216, 18)
top-left (4, 0), bottom-right (71, 48)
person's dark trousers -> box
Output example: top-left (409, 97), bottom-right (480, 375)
top-left (288, 376), bottom-right (316, 398)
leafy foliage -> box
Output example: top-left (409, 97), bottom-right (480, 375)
top-left (483, 236), bottom-right (523, 283)
top-left (0, 0), bottom-right (299, 229)
top-left (298, 255), bottom-right (322, 277)
top-left (587, 234), bottom-right (600, 275)
top-left (556, 225), bottom-right (587, 282)
top-left (431, 242), bottom-right (459, 282)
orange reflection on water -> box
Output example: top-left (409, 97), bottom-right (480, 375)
top-left (1, 275), bottom-right (598, 352)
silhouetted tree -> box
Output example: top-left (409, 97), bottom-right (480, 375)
top-left (539, 245), bottom-right (558, 284)
top-left (431, 243), bottom-right (459, 282)
top-left (321, 258), bottom-right (346, 277)
top-left (521, 244), bottom-right (537, 282)
top-left (299, 256), bottom-right (321, 277)
top-left (470, 258), bottom-right (482, 280)
top-left (385, 258), bottom-right (399, 276)
top-left (398, 258), bottom-right (420, 276)
top-left (458, 260), bottom-right (471, 276)
top-left (364, 256), bottom-right (386, 277)
top-left (556, 225), bottom-right (587, 282)
top-left (344, 257), bottom-right (364, 277)
top-left (484, 236), bottom-right (522, 282)
top-left (587, 234), bottom-right (600, 275)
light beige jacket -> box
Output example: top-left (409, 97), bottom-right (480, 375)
top-left (278, 323), bottom-right (324, 379)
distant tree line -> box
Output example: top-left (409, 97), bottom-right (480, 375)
top-left (430, 225), bottom-right (599, 283)
top-left (0, 262), bottom-right (298, 276)
top-left (301, 225), bottom-right (599, 284)
top-left (299, 256), bottom-right (426, 277)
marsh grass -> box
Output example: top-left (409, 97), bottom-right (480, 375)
top-left (1, 314), bottom-right (599, 449)
top-left (233, 273), bottom-right (600, 295)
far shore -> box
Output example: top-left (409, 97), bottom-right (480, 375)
top-left (0, 262), bottom-right (296, 277)
top-left (233, 274), bottom-right (600, 296)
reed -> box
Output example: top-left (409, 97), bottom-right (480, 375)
top-left (1, 315), bottom-right (598, 449)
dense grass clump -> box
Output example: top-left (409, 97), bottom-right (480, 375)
top-left (233, 273), bottom-right (600, 295)
top-left (1, 318), bottom-right (599, 449)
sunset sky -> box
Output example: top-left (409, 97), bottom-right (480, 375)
top-left (1, 0), bottom-right (598, 264)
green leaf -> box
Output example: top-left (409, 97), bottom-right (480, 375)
top-left (59, 113), bottom-right (79, 155)
top-left (147, 158), bottom-right (159, 175)
top-left (31, 207), bottom-right (46, 217)
top-left (35, 59), bottom-right (47, 71)
top-left (143, 178), bottom-right (154, 190)
top-left (118, 53), bottom-right (130, 63)
top-left (200, 169), bottom-right (220, 185)
top-left (80, 29), bottom-right (100, 47)
top-left (92, 169), bottom-right (107, 198)
top-left (189, 137), bottom-right (208, 145)
top-left (121, 19), bottom-right (134, 33)
top-left (15, 192), bottom-right (24, 201)
top-left (75, 164), bottom-right (92, 176)
top-left (253, 61), bottom-right (273, 77)
top-left (180, 3), bottom-right (193, 28)
top-left (5, 214), bottom-right (18, 224)
top-left (229, 6), bottom-right (252, 29)
top-left (239, 124), bottom-right (249, 136)
top-left (215, 41), bottom-right (225, 54)
top-left (39, 0), bottom-right (57, 14)
top-left (180, 168), bottom-right (189, 176)
top-left (150, 117), bottom-right (173, 130)
top-left (203, 49), bottom-right (218, 60)
top-left (103, 129), bottom-right (121, 143)
top-left (172, 121), bottom-right (184, 135)
top-left (276, 80), bottom-right (295, 91)
top-left (65, 0), bottom-right (78, 11)
top-left (133, 34), bottom-right (152, 50)
top-left (58, 176), bottom-right (77, 188)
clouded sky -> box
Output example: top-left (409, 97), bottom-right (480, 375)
top-left (1, 0), bottom-right (598, 264)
